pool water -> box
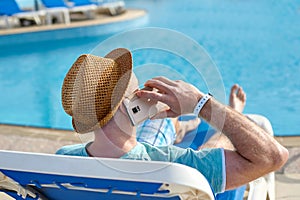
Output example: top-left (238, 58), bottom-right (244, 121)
top-left (0, 0), bottom-right (299, 136)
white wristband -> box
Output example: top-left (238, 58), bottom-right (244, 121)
top-left (193, 93), bottom-right (212, 116)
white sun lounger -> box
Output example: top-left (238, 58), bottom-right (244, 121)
top-left (0, 150), bottom-right (215, 200)
top-left (40, 0), bottom-right (97, 25)
top-left (0, 0), bottom-right (45, 28)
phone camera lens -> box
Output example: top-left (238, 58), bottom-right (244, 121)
top-left (132, 106), bottom-right (140, 114)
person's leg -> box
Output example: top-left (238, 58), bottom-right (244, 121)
top-left (173, 116), bottom-right (200, 144)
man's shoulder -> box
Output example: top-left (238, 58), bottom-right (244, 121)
top-left (56, 143), bottom-right (89, 157)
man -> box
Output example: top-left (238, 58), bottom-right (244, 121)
top-left (57, 48), bottom-right (288, 194)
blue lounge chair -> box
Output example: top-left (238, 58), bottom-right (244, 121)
top-left (0, 150), bottom-right (215, 200)
top-left (70, 0), bottom-right (125, 16)
top-left (0, 0), bottom-right (44, 28)
top-left (40, 0), bottom-right (97, 24)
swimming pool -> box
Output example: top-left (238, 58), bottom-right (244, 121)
top-left (1, 0), bottom-right (299, 136)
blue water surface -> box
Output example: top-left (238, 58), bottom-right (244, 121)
top-left (0, 0), bottom-right (300, 136)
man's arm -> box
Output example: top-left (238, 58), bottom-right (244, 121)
top-left (137, 77), bottom-right (289, 190)
top-left (200, 98), bottom-right (288, 189)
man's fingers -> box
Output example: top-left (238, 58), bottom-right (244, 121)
top-left (139, 76), bottom-right (202, 117)
top-left (136, 89), bottom-right (168, 104)
top-left (143, 78), bottom-right (173, 94)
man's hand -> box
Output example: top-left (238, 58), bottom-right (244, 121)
top-left (136, 77), bottom-right (204, 118)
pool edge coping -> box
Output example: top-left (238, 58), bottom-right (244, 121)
top-left (0, 8), bottom-right (147, 36)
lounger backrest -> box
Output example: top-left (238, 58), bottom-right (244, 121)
top-left (40, 0), bottom-right (67, 8)
top-left (0, 0), bottom-right (22, 16)
top-left (0, 150), bottom-right (215, 200)
top-left (69, 0), bottom-right (95, 6)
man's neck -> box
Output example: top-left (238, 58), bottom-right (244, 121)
top-left (86, 120), bottom-right (137, 158)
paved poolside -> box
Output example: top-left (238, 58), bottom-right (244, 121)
top-left (0, 124), bottom-right (299, 200)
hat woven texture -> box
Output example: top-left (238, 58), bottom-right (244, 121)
top-left (62, 48), bottom-right (132, 133)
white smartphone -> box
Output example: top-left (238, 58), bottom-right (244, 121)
top-left (123, 87), bottom-right (168, 126)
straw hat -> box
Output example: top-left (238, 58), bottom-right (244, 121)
top-left (62, 48), bottom-right (132, 133)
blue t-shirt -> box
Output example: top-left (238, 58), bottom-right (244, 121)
top-left (56, 142), bottom-right (225, 193)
